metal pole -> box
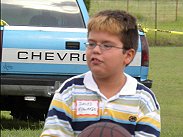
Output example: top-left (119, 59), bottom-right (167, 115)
top-left (176, 0), bottom-right (178, 21)
top-left (127, 0), bottom-right (129, 12)
top-left (155, 0), bottom-right (157, 45)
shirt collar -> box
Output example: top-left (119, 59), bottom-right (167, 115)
top-left (84, 71), bottom-right (137, 96)
top-left (84, 71), bottom-right (99, 91)
top-left (119, 73), bottom-right (137, 95)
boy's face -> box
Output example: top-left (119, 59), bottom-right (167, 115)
top-left (86, 30), bottom-right (135, 79)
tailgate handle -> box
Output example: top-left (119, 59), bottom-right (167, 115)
top-left (66, 42), bottom-right (80, 50)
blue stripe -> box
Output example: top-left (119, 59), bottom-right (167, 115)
top-left (138, 122), bottom-right (160, 132)
top-left (101, 115), bottom-right (136, 125)
top-left (136, 123), bottom-right (160, 136)
top-left (72, 91), bottom-right (97, 95)
top-left (49, 106), bottom-right (72, 118)
top-left (59, 77), bottom-right (84, 93)
top-left (1, 62), bottom-right (89, 75)
top-left (137, 83), bottom-right (160, 110)
top-left (71, 119), bottom-right (136, 135)
top-left (72, 117), bottom-right (100, 122)
top-left (48, 108), bottom-right (72, 123)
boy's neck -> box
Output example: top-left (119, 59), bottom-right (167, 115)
top-left (93, 74), bottom-right (127, 99)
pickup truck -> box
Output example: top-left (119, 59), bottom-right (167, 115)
top-left (0, 0), bottom-right (152, 120)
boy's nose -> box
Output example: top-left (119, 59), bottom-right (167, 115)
top-left (92, 45), bottom-right (102, 53)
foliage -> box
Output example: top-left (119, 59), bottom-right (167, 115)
top-left (84, 0), bottom-right (91, 11)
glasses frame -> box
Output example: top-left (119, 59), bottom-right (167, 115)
top-left (84, 42), bottom-right (124, 51)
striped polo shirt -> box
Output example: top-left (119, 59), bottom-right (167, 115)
top-left (41, 71), bottom-right (161, 137)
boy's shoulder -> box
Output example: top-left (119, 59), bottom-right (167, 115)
top-left (136, 82), bottom-right (154, 95)
top-left (55, 72), bottom-right (87, 94)
top-left (136, 82), bottom-right (160, 110)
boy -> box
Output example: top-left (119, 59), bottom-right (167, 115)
top-left (41, 10), bottom-right (161, 137)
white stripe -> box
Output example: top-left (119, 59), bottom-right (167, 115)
top-left (2, 48), bottom-right (87, 65)
top-left (3, 26), bottom-right (87, 32)
top-left (140, 90), bottom-right (157, 111)
top-left (135, 131), bottom-right (156, 137)
top-left (104, 103), bottom-right (139, 114)
top-left (2, 48), bottom-right (140, 66)
top-left (129, 52), bottom-right (141, 66)
top-left (146, 111), bottom-right (161, 122)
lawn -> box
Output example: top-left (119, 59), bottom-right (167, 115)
top-left (1, 47), bottom-right (183, 137)
top-left (149, 47), bottom-right (183, 137)
top-left (1, 111), bottom-right (43, 136)
top-left (89, 0), bottom-right (183, 46)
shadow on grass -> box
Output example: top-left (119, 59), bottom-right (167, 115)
top-left (0, 115), bottom-right (44, 130)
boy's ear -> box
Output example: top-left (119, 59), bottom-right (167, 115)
top-left (124, 49), bottom-right (136, 65)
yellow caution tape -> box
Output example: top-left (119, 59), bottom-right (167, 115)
top-left (138, 24), bottom-right (183, 35)
top-left (143, 27), bottom-right (183, 35)
top-left (1, 20), bottom-right (9, 26)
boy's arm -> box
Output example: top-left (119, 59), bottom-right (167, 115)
top-left (40, 92), bottom-right (74, 137)
top-left (135, 109), bottom-right (161, 137)
top-left (135, 88), bottom-right (161, 137)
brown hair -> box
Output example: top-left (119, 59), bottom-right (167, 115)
top-left (87, 10), bottom-right (138, 52)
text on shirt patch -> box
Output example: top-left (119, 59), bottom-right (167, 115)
top-left (76, 100), bottom-right (99, 116)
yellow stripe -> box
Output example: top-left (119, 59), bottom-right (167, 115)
top-left (137, 116), bottom-right (161, 129)
top-left (102, 109), bottom-right (160, 129)
top-left (51, 100), bottom-right (72, 116)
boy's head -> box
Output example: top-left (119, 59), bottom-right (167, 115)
top-left (87, 10), bottom-right (138, 52)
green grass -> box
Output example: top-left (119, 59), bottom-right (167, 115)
top-left (1, 47), bottom-right (183, 136)
top-left (89, 0), bottom-right (183, 46)
top-left (1, 111), bottom-right (43, 137)
top-left (149, 47), bottom-right (183, 136)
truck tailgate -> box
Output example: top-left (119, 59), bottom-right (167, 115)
top-left (1, 26), bottom-right (88, 75)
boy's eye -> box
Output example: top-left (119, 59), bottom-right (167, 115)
top-left (102, 44), bottom-right (113, 49)
top-left (103, 44), bottom-right (112, 48)
top-left (89, 43), bottom-right (96, 47)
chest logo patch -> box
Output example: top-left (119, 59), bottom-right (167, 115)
top-left (76, 100), bottom-right (99, 116)
top-left (129, 115), bottom-right (137, 122)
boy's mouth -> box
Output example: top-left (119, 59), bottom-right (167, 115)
top-left (91, 57), bottom-right (102, 64)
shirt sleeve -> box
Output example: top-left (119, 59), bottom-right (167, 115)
top-left (40, 91), bottom-right (75, 137)
top-left (135, 90), bottom-right (161, 137)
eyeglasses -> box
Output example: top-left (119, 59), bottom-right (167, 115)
top-left (84, 42), bottom-right (124, 51)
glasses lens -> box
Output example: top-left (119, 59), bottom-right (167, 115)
top-left (85, 42), bottom-right (122, 51)
top-left (85, 42), bottom-right (96, 49)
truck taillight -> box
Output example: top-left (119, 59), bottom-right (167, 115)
top-left (140, 35), bottom-right (149, 67)
top-left (0, 29), bottom-right (2, 62)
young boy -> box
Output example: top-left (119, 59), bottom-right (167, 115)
top-left (41, 10), bottom-right (161, 137)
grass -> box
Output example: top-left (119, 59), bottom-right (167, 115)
top-left (1, 47), bottom-right (183, 136)
top-left (1, 111), bottom-right (43, 137)
top-left (89, 0), bottom-right (183, 46)
top-left (149, 47), bottom-right (183, 136)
